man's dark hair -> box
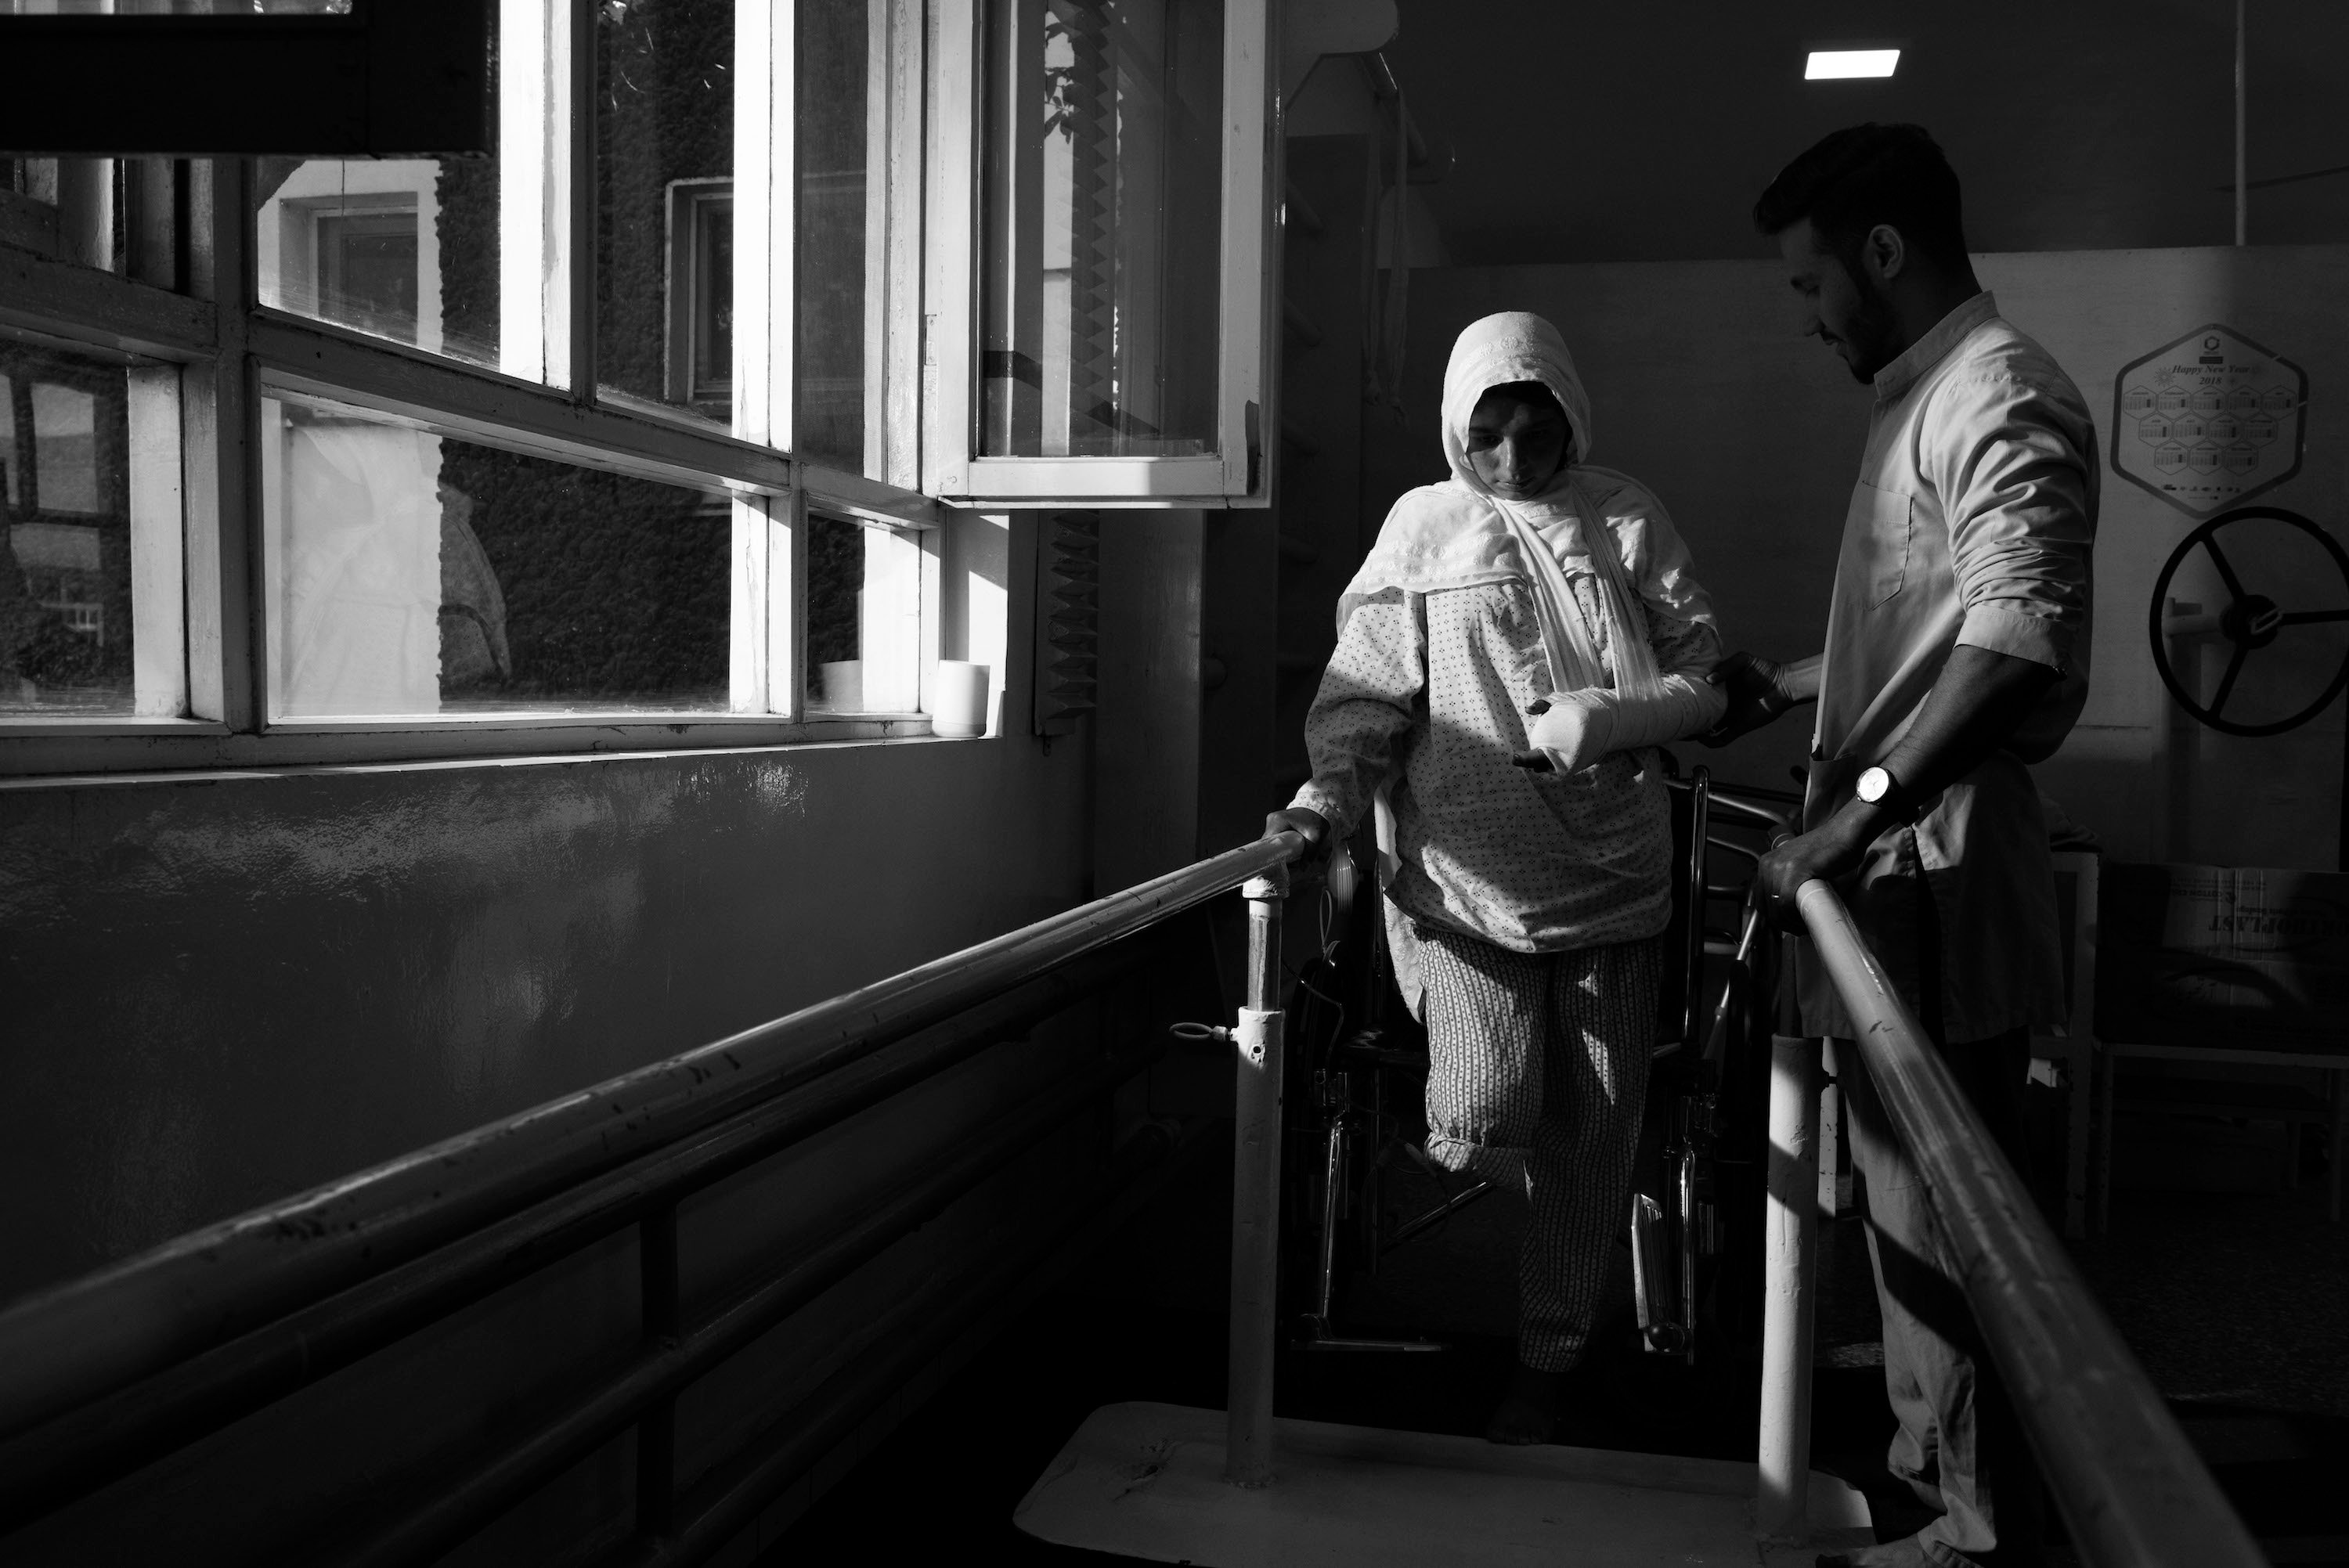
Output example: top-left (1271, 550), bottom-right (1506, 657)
top-left (1753, 123), bottom-right (1968, 274)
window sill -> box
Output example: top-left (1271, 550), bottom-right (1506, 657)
top-left (0, 714), bottom-right (949, 782)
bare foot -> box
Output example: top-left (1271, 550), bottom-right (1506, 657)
top-left (1484, 1363), bottom-right (1561, 1445)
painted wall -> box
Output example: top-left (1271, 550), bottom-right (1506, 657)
top-left (0, 732), bottom-right (1090, 1296)
top-left (1376, 247), bottom-right (2349, 870)
top-left (0, 506), bottom-right (1236, 1561)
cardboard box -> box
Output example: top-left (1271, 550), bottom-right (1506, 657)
top-left (2098, 863), bottom-right (2349, 1055)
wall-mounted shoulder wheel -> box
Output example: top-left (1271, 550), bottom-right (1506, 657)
top-left (2148, 506), bottom-right (2349, 737)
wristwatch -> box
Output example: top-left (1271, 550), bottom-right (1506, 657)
top-left (1854, 765), bottom-right (1918, 825)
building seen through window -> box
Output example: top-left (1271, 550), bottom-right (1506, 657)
top-left (1, 344), bottom-right (136, 716)
top-left (258, 157), bottom-right (490, 364)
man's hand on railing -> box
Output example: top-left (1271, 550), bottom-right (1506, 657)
top-left (1263, 807), bottom-right (1330, 860)
top-left (1755, 798), bottom-right (1886, 932)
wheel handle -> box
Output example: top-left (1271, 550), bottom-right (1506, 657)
top-left (2146, 506), bottom-right (2349, 737)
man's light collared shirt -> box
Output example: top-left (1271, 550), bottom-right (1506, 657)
top-left (1800, 291), bottom-right (2098, 1043)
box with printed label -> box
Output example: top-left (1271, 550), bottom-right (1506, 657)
top-left (2097, 862), bottom-right (2349, 1054)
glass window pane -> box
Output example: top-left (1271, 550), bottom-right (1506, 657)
top-left (805, 513), bottom-right (921, 714)
top-left (795, 0), bottom-right (879, 473)
top-left (257, 156), bottom-right (505, 368)
top-left (2, 336), bottom-right (173, 718)
top-left (254, 4), bottom-right (510, 373)
top-left (4, 156), bottom-right (186, 284)
top-left (259, 395), bottom-right (732, 719)
top-left (596, 0), bottom-right (733, 427)
top-left (982, 0), bottom-right (1224, 458)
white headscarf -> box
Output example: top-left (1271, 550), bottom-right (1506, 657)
top-left (1337, 314), bottom-right (1669, 1022)
top-left (1338, 312), bottom-right (1664, 704)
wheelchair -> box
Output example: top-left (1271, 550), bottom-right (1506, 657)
top-left (1278, 762), bottom-right (1799, 1369)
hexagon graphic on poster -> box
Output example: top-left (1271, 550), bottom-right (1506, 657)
top-left (2112, 325), bottom-right (2307, 515)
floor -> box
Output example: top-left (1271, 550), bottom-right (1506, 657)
top-left (765, 1147), bottom-right (2349, 1566)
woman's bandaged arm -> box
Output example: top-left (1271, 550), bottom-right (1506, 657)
top-left (1517, 545), bottom-right (1727, 774)
top-left (1519, 670), bottom-right (1727, 774)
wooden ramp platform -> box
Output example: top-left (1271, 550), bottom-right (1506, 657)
top-left (1015, 1401), bottom-right (1872, 1566)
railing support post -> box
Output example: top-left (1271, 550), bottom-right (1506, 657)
top-left (1755, 1033), bottom-right (1820, 1544)
top-left (1225, 862), bottom-right (1289, 1487)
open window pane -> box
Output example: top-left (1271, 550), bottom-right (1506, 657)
top-left (981, 0), bottom-right (1225, 458)
top-left (258, 158), bottom-right (505, 367)
top-left (259, 394), bottom-right (732, 719)
top-left (795, 0), bottom-right (877, 472)
top-left (254, 2), bottom-right (575, 381)
top-left (2, 334), bottom-right (179, 718)
top-left (805, 511), bottom-right (921, 713)
top-left (597, 0), bottom-right (734, 427)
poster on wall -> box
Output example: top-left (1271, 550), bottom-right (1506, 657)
top-left (2112, 323), bottom-right (2308, 516)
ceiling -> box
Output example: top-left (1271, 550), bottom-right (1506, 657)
top-left (1383, 0), bottom-right (2349, 264)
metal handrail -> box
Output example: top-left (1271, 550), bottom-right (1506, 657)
top-left (0, 831), bottom-right (1306, 1449)
top-left (1795, 878), bottom-right (2264, 1568)
top-left (0, 951), bottom-right (1139, 1534)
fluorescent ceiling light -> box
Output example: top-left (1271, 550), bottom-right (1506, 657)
top-left (1806, 49), bottom-right (1900, 80)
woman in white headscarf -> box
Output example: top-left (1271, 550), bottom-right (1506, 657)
top-left (1270, 312), bottom-right (1725, 1442)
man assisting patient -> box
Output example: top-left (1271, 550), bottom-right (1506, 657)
top-left (1712, 124), bottom-right (2098, 1568)
top-left (1269, 312), bottom-right (1726, 1443)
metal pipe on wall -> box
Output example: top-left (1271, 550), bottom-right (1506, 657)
top-left (617, 1118), bottom-right (1213, 1568)
top-left (0, 832), bottom-right (1306, 1446)
top-left (1795, 879), bottom-right (2266, 1568)
top-left (0, 950), bottom-right (1145, 1534)
top-left (2234, 0), bottom-right (2248, 247)
top-left (328, 1044), bottom-right (1169, 1568)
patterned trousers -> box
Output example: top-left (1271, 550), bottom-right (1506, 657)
top-left (1415, 925), bottom-right (1660, 1373)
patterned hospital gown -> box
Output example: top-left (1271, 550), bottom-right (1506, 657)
top-left (1290, 486), bottom-right (1723, 955)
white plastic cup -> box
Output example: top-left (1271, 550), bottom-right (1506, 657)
top-left (930, 660), bottom-right (991, 737)
top-left (814, 659), bottom-right (863, 712)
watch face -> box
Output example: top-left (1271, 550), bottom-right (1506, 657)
top-left (1857, 766), bottom-right (1889, 803)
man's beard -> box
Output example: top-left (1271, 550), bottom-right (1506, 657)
top-left (1840, 287), bottom-right (1901, 383)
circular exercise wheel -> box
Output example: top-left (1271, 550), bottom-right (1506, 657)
top-left (2148, 506), bottom-right (2349, 737)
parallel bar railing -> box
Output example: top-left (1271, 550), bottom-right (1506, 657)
top-left (0, 831), bottom-right (1304, 1555)
top-left (1795, 877), bottom-right (2264, 1568)
top-left (2, 819), bottom-right (2265, 1568)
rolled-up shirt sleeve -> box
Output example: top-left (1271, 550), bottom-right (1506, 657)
top-left (1289, 589), bottom-right (1423, 838)
top-left (1929, 372), bottom-right (2098, 671)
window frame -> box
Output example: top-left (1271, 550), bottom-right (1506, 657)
top-left (0, 0), bottom-right (953, 779)
top-left (2, 0), bottom-right (1281, 777)
top-left (922, 0), bottom-right (1275, 510)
